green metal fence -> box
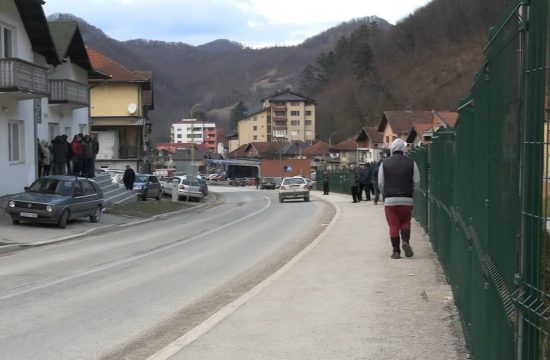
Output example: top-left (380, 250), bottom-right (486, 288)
top-left (409, 1), bottom-right (548, 359)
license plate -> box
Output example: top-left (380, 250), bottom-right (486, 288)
top-left (20, 212), bottom-right (38, 218)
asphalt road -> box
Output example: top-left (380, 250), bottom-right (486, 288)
top-left (0, 187), bottom-right (334, 360)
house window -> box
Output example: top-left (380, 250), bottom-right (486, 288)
top-left (253, 135), bottom-right (258, 140)
top-left (305, 120), bottom-right (312, 125)
top-left (253, 126), bottom-right (257, 131)
top-left (305, 111), bottom-right (312, 116)
top-left (177, 134), bottom-right (182, 138)
top-left (291, 130), bottom-right (299, 136)
top-left (8, 120), bottom-right (23, 163)
top-left (290, 111), bottom-right (300, 116)
top-left (290, 102), bottom-right (299, 106)
top-left (0, 25), bottom-right (13, 58)
top-left (291, 120), bottom-right (300, 126)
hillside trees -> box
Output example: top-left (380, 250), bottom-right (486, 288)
top-left (229, 101), bottom-right (248, 131)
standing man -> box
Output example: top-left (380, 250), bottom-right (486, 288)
top-left (360, 163), bottom-right (372, 201)
top-left (349, 164), bottom-right (360, 203)
top-left (322, 170), bottom-right (330, 195)
top-left (378, 139), bottom-right (420, 259)
top-left (123, 165), bottom-right (136, 190)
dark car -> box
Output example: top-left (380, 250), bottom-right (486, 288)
top-left (4, 175), bottom-right (104, 228)
top-left (260, 177), bottom-right (278, 190)
top-left (133, 174), bottom-right (162, 200)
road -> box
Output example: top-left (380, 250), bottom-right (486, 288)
top-left (0, 187), bottom-right (334, 360)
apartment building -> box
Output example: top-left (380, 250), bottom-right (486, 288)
top-left (170, 118), bottom-right (217, 152)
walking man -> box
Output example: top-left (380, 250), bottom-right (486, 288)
top-left (349, 164), bottom-right (360, 203)
top-left (123, 165), bottom-right (136, 190)
top-left (378, 139), bottom-right (420, 259)
top-left (322, 170), bottom-right (330, 195)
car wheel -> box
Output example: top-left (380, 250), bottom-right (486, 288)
top-left (279, 196), bottom-right (284, 203)
top-left (304, 195), bottom-right (310, 202)
top-left (12, 219), bottom-right (20, 225)
top-left (90, 206), bottom-right (101, 223)
top-left (58, 210), bottom-right (69, 229)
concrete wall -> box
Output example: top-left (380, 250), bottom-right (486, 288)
top-left (90, 83), bottom-right (141, 117)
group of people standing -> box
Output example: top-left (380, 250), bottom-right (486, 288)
top-left (37, 133), bottom-right (99, 178)
top-left (348, 161), bottom-right (383, 204)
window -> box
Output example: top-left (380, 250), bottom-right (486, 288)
top-left (305, 120), bottom-right (312, 125)
top-left (253, 135), bottom-right (258, 140)
top-left (177, 134), bottom-right (182, 138)
top-left (305, 110), bottom-right (312, 116)
top-left (8, 120), bottom-right (23, 163)
top-left (290, 111), bottom-right (300, 116)
top-left (291, 120), bottom-right (300, 126)
top-left (0, 25), bottom-right (13, 58)
top-left (253, 126), bottom-right (257, 131)
top-left (81, 181), bottom-right (95, 195)
top-left (291, 130), bottom-right (299, 136)
top-left (290, 103), bottom-right (299, 107)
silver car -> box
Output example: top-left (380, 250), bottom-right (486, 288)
top-left (161, 175), bottom-right (203, 201)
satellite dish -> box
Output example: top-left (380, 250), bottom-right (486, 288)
top-left (127, 103), bottom-right (137, 115)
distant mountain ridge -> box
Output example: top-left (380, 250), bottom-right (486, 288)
top-left (48, 13), bottom-right (383, 144)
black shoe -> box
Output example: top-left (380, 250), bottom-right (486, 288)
top-left (352, 201), bottom-right (358, 203)
top-left (391, 252), bottom-right (401, 259)
top-left (402, 242), bottom-right (414, 257)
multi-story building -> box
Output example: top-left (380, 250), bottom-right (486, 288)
top-left (234, 89), bottom-right (316, 152)
top-left (170, 119), bottom-right (217, 152)
top-left (87, 47), bottom-right (154, 172)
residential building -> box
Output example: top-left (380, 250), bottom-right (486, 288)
top-left (237, 89), bottom-right (316, 147)
top-left (377, 111), bottom-right (438, 149)
top-left (0, 0), bottom-right (61, 196)
top-left (354, 126), bottom-right (384, 163)
top-left (45, 21), bottom-right (105, 143)
top-left (170, 119), bottom-right (217, 152)
top-left (302, 141), bottom-right (330, 171)
top-left (328, 138), bottom-right (360, 169)
top-left (406, 111), bottom-right (458, 147)
top-left (87, 47), bottom-right (154, 172)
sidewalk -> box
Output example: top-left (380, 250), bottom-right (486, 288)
top-left (150, 190), bottom-right (469, 360)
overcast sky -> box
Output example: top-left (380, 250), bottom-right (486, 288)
top-left (43, 0), bottom-right (432, 48)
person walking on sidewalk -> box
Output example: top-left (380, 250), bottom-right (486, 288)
top-left (378, 139), bottom-right (420, 259)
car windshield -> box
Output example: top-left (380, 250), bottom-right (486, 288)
top-left (136, 175), bottom-right (149, 183)
top-left (283, 178), bottom-right (305, 185)
top-left (28, 178), bottom-right (74, 196)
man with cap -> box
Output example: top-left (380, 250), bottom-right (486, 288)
top-left (378, 139), bottom-right (420, 259)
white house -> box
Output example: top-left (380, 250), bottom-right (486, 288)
top-left (0, 0), bottom-right (60, 197)
top-left (170, 118), bottom-right (217, 152)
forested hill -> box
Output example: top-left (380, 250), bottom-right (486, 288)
top-left (49, 0), bottom-right (514, 145)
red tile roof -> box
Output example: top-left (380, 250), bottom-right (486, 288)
top-left (86, 47), bottom-right (151, 83)
top-left (302, 141), bottom-right (330, 156)
top-left (434, 111), bottom-right (458, 128)
top-left (330, 137), bottom-right (357, 151)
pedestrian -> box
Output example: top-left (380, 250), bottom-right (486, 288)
top-left (349, 164), bottom-right (360, 203)
top-left (50, 135), bottom-right (68, 175)
top-left (40, 140), bottom-right (52, 176)
top-left (378, 139), bottom-right (420, 259)
top-left (322, 170), bottom-right (330, 195)
top-left (360, 163), bottom-right (372, 201)
top-left (61, 134), bottom-right (72, 175)
top-left (91, 133), bottom-right (99, 177)
top-left (371, 158), bottom-right (382, 205)
top-left (255, 176), bottom-right (260, 189)
top-left (37, 138), bottom-right (44, 177)
top-left (81, 135), bottom-right (94, 178)
top-left (123, 164), bottom-right (136, 190)
top-left (70, 134), bottom-right (83, 176)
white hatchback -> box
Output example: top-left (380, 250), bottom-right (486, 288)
top-left (278, 176), bottom-right (310, 203)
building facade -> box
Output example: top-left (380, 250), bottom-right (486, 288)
top-left (170, 119), bottom-right (217, 152)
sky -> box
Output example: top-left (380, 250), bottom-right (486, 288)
top-left (42, 0), bottom-right (432, 48)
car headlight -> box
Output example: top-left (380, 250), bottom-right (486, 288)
top-left (46, 205), bottom-right (54, 212)
top-left (8, 200), bottom-right (15, 208)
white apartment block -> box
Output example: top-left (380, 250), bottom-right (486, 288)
top-left (170, 118), bottom-right (217, 151)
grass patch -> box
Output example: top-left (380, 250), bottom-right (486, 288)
top-left (106, 198), bottom-right (196, 218)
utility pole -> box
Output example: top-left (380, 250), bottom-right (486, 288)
top-left (190, 103), bottom-right (201, 179)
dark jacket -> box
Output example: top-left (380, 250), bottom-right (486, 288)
top-left (381, 153), bottom-right (414, 198)
top-left (123, 168), bottom-right (136, 186)
top-left (360, 166), bottom-right (372, 184)
top-left (51, 136), bottom-right (68, 164)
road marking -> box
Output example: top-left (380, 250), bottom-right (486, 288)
top-left (146, 197), bottom-right (341, 360)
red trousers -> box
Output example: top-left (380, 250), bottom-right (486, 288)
top-left (384, 205), bottom-right (413, 237)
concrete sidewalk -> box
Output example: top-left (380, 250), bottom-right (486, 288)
top-left (150, 190), bottom-right (469, 360)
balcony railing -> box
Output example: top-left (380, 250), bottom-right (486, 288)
top-left (272, 105), bottom-right (287, 112)
top-left (0, 58), bottom-right (48, 97)
top-left (273, 115), bottom-right (287, 122)
top-left (49, 79), bottom-right (89, 107)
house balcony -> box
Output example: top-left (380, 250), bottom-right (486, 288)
top-left (49, 79), bottom-right (89, 109)
top-left (273, 115), bottom-right (287, 122)
top-left (272, 105), bottom-right (287, 112)
top-left (0, 58), bottom-right (49, 99)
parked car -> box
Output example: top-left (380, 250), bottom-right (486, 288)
top-left (133, 174), bottom-right (162, 200)
top-left (260, 177), bottom-right (278, 190)
top-left (229, 178), bottom-right (246, 186)
top-left (4, 175), bottom-right (104, 228)
top-left (161, 175), bottom-right (203, 201)
top-left (278, 176), bottom-right (310, 203)
top-left (198, 178), bottom-right (209, 196)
